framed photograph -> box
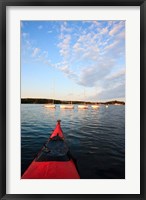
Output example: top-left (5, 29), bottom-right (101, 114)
top-left (0, 0), bottom-right (145, 199)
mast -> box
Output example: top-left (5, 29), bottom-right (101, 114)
top-left (84, 88), bottom-right (86, 105)
top-left (52, 79), bottom-right (55, 104)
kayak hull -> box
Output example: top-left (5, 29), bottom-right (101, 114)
top-left (21, 120), bottom-right (80, 179)
top-left (22, 160), bottom-right (80, 179)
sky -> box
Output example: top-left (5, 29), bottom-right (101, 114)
top-left (21, 20), bottom-right (125, 102)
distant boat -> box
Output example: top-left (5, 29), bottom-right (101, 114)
top-left (44, 99), bottom-right (56, 109)
top-left (44, 80), bottom-right (56, 109)
top-left (78, 88), bottom-right (88, 109)
top-left (44, 104), bottom-right (56, 109)
top-left (60, 104), bottom-right (74, 109)
top-left (91, 105), bottom-right (99, 109)
top-left (106, 105), bottom-right (108, 108)
top-left (78, 105), bottom-right (88, 109)
top-left (114, 103), bottom-right (121, 106)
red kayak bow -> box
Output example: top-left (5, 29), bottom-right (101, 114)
top-left (22, 120), bottom-right (80, 179)
top-left (49, 120), bottom-right (64, 139)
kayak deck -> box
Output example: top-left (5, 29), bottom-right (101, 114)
top-left (36, 136), bottom-right (71, 162)
top-left (22, 120), bottom-right (80, 179)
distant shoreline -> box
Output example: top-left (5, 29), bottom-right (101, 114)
top-left (21, 98), bottom-right (125, 105)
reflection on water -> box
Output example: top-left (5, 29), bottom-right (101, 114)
top-left (21, 104), bottom-right (125, 179)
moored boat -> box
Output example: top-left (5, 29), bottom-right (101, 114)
top-left (60, 104), bottom-right (74, 109)
top-left (78, 88), bottom-right (88, 109)
top-left (44, 104), bottom-right (56, 108)
top-left (22, 120), bottom-right (80, 179)
top-left (78, 105), bottom-right (88, 109)
top-left (91, 105), bottom-right (99, 109)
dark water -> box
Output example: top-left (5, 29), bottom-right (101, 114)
top-left (21, 104), bottom-right (125, 179)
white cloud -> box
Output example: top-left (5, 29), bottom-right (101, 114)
top-left (59, 65), bottom-right (70, 73)
top-left (106, 69), bottom-right (125, 80)
top-left (54, 21), bottom-right (125, 101)
top-left (109, 21), bottom-right (125, 36)
top-left (104, 40), bottom-right (119, 51)
top-left (93, 21), bottom-right (99, 26)
top-left (97, 83), bottom-right (125, 100)
top-left (58, 34), bottom-right (71, 57)
top-left (58, 64), bottom-right (77, 80)
top-left (21, 33), bottom-right (33, 56)
top-left (32, 48), bottom-right (40, 57)
top-left (101, 27), bottom-right (108, 34)
top-left (77, 60), bottom-right (114, 88)
top-left (73, 42), bottom-right (84, 53)
top-left (35, 50), bottom-right (49, 62)
top-left (22, 32), bottom-right (29, 38)
top-left (117, 31), bottom-right (125, 39)
top-left (72, 32), bottom-right (100, 62)
top-left (61, 22), bottom-right (72, 33)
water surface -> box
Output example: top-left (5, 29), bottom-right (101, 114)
top-left (21, 104), bottom-right (125, 179)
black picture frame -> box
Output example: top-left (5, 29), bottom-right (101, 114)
top-left (0, 0), bottom-right (145, 199)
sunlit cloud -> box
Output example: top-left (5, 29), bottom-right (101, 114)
top-left (109, 21), bottom-right (125, 36)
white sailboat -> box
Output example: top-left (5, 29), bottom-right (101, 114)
top-left (60, 104), bottom-right (74, 109)
top-left (60, 100), bottom-right (74, 109)
top-left (44, 81), bottom-right (56, 109)
top-left (78, 89), bottom-right (88, 109)
top-left (91, 104), bottom-right (99, 109)
top-left (60, 90), bottom-right (74, 109)
top-left (44, 102), bottom-right (56, 109)
top-left (78, 104), bottom-right (88, 109)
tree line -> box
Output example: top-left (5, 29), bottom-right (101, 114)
top-left (21, 98), bottom-right (125, 105)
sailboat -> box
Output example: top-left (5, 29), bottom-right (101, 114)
top-left (60, 100), bottom-right (74, 109)
top-left (78, 104), bottom-right (88, 109)
top-left (44, 81), bottom-right (56, 109)
top-left (44, 100), bottom-right (56, 109)
top-left (91, 103), bottom-right (99, 109)
top-left (78, 88), bottom-right (88, 109)
top-left (91, 104), bottom-right (99, 109)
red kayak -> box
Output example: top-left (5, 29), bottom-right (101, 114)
top-left (22, 120), bottom-right (80, 179)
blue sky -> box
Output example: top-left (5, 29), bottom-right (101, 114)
top-left (21, 20), bottom-right (125, 102)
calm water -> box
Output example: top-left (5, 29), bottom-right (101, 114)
top-left (21, 104), bottom-right (125, 179)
